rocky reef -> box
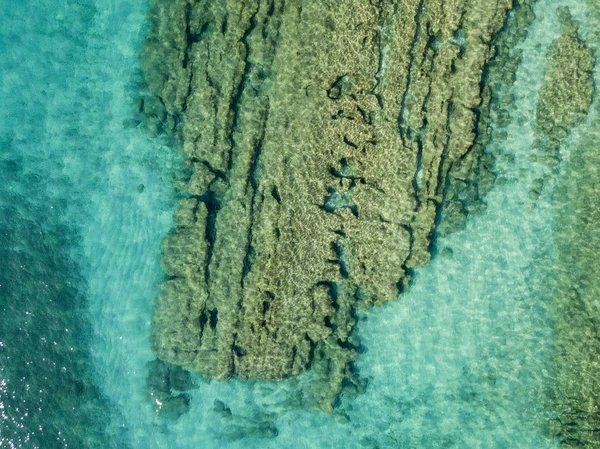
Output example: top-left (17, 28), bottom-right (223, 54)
top-left (542, 6), bottom-right (599, 447)
top-left (141, 0), bottom-right (515, 410)
top-left (534, 7), bottom-right (595, 164)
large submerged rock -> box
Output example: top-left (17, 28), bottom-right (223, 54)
top-left (539, 6), bottom-right (598, 448)
top-left (141, 0), bottom-right (513, 410)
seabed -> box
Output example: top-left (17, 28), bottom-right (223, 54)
top-left (1, 0), bottom-right (600, 448)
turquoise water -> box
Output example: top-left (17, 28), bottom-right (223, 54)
top-left (1, 0), bottom-right (598, 448)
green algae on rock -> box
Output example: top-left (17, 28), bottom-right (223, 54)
top-left (520, 7), bottom-right (595, 206)
top-left (436, 0), bottom-right (537, 236)
top-left (142, 0), bottom-right (513, 410)
top-left (146, 358), bottom-right (197, 420)
top-left (537, 6), bottom-right (598, 447)
top-left (533, 7), bottom-right (594, 164)
top-left (548, 120), bottom-right (600, 448)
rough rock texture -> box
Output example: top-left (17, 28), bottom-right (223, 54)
top-left (437, 0), bottom-right (537, 235)
top-left (142, 0), bottom-right (512, 410)
top-left (543, 6), bottom-right (599, 447)
top-left (146, 358), bottom-right (196, 419)
top-left (534, 7), bottom-right (595, 164)
top-left (549, 122), bottom-right (600, 448)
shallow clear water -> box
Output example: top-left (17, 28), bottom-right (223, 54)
top-left (1, 0), bottom-right (599, 448)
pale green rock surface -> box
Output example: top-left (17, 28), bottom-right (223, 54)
top-left (142, 0), bottom-right (513, 410)
top-left (534, 7), bottom-right (594, 163)
top-left (533, 5), bottom-right (599, 447)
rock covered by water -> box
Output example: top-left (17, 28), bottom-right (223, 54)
top-left (146, 358), bottom-right (196, 420)
top-left (534, 6), bottom-right (595, 165)
top-left (543, 5), bottom-right (599, 447)
top-left (141, 0), bottom-right (514, 410)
